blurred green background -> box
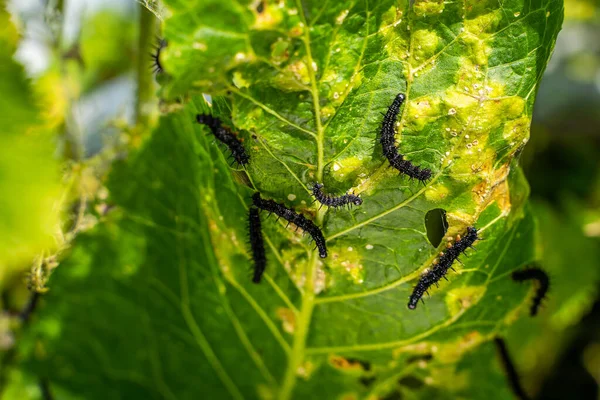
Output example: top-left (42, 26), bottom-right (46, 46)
top-left (0, 0), bottom-right (599, 399)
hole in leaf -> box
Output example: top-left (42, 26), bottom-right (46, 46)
top-left (425, 208), bottom-right (448, 248)
top-left (398, 375), bottom-right (425, 389)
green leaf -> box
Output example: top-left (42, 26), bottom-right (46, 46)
top-left (503, 200), bottom-right (600, 393)
top-left (22, 0), bottom-right (563, 398)
top-left (0, 4), bottom-right (61, 281)
top-left (79, 10), bottom-right (137, 91)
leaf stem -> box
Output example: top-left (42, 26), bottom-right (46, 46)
top-left (279, 4), bottom-right (326, 397)
top-left (278, 201), bottom-right (326, 399)
top-left (309, 50), bottom-right (325, 184)
top-left (278, 251), bottom-right (317, 400)
top-left (295, 2), bottom-right (324, 183)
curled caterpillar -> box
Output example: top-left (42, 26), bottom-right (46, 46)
top-left (380, 93), bottom-right (432, 182)
top-left (494, 337), bottom-right (530, 400)
top-left (511, 266), bottom-right (550, 316)
top-left (196, 114), bottom-right (250, 166)
top-left (408, 226), bottom-right (479, 309)
top-left (248, 207), bottom-right (266, 283)
top-left (312, 183), bottom-right (362, 209)
top-left (252, 193), bottom-right (327, 258)
top-left (151, 39), bottom-right (167, 74)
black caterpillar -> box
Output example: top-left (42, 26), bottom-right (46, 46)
top-left (19, 291), bottom-right (40, 324)
top-left (380, 93), bottom-right (405, 159)
top-left (494, 337), bottom-right (530, 400)
top-left (151, 39), bottom-right (167, 74)
top-left (252, 193), bottom-right (327, 258)
top-left (511, 266), bottom-right (550, 316)
top-left (408, 226), bottom-right (479, 309)
top-left (312, 183), bottom-right (362, 209)
top-left (248, 207), bottom-right (266, 283)
top-left (380, 93), bottom-right (432, 182)
top-left (196, 114), bottom-right (250, 166)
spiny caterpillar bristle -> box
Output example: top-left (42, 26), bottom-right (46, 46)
top-left (252, 193), bottom-right (327, 258)
top-left (248, 207), bottom-right (266, 283)
top-left (408, 226), bottom-right (479, 309)
top-left (196, 114), bottom-right (250, 166)
top-left (312, 183), bottom-right (362, 209)
top-left (151, 39), bottom-right (167, 74)
top-left (380, 93), bottom-right (432, 182)
top-left (511, 266), bottom-right (550, 316)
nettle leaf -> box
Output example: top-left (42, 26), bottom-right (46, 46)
top-left (23, 0), bottom-right (563, 399)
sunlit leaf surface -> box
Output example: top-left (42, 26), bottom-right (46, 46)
top-left (23, 0), bottom-right (563, 398)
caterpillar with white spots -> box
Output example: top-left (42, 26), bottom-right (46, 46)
top-left (408, 226), bottom-right (479, 309)
top-left (311, 183), bottom-right (362, 209)
top-left (196, 114), bottom-right (250, 166)
top-left (380, 93), bottom-right (432, 182)
top-left (252, 193), bottom-right (327, 258)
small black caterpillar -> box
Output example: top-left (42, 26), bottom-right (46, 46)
top-left (19, 291), bottom-right (40, 324)
top-left (151, 39), bottom-right (167, 74)
top-left (494, 337), bottom-right (530, 400)
top-left (196, 114), bottom-right (250, 166)
top-left (380, 93), bottom-right (432, 182)
top-left (511, 266), bottom-right (550, 316)
top-left (408, 226), bottom-right (479, 309)
top-left (248, 207), bottom-right (266, 283)
top-left (380, 93), bottom-right (405, 159)
top-left (312, 183), bottom-right (362, 209)
top-left (252, 193), bottom-right (327, 258)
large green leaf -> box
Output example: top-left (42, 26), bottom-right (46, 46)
top-left (21, 0), bottom-right (563, 398)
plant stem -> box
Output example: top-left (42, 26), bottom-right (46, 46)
top-left (278, 3), bottom-right (327, 398)
top-left (135, 4), bottom-right (157, 130)
top-left (278, 250), bottom-right (318, 400)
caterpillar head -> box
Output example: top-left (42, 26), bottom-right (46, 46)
top-left (196, 113), bottom-right (220, 129)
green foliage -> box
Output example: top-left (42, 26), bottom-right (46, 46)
top-left (80, 10), bottom-right (137, 91)
top-left (20, 0), bottom-right (564, 399)
top-left (0, 4), bottom-right (61, 283)
top-left (505, 200), bottom-right (600, 391)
